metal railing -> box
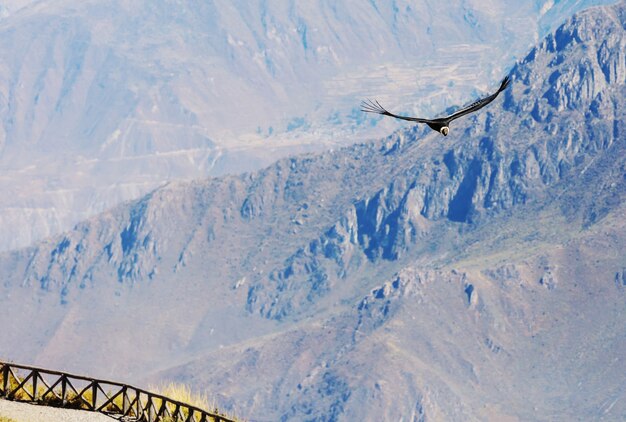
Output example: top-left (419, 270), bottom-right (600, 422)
top-left (0, 360), bottom-right (235, 422)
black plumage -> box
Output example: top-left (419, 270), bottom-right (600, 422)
top-left (361, 76), bottom-right (511, 136)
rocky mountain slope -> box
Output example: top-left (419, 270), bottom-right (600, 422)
top-left (0, 0), bottom-right (619, 252)
top-left (1, 1), bottom-right (625, 420)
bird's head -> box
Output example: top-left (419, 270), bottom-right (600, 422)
top-left (440, 126), bottom-right (449, 136)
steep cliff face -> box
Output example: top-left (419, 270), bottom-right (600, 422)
top-left (244, 0), bottom-right (625, 321)
top-left (0, 2), bottom-right (625, 421)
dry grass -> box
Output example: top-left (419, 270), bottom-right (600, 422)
top-left (0, 416), bottom-right (19, 422)
top-left (153, 382), bottom-right (214, 412)
top-left (151, 382), bottom-right (241, 422)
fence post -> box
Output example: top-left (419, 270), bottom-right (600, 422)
top-left (1, 364), bottom-right (8, 397)
top-left (32, 370), bottom-right (38, 401)
top-left (122, 386), bottom-right (130, 415)
top-left (157, 396), bottom-right (166, 419)
top-left (147, 394), bottom-right (156, 422)
top-left (136, 390), bottom-right (142, 419)
top-left (60, 375), bottom-right (67, 406)
top-left (91, 381), bottom-right (98, 411)
top-left (172, 403), bottom-right (179, 420)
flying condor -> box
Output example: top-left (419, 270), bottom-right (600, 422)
top-left (361, 76), bottom-right (511, 136)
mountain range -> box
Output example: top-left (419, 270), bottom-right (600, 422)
top-left (1, 1), bottom-right (625, 420)
top-left (0, 0), bottom-right (620, 252)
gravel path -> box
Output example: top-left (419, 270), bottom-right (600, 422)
top-left (0, 399), bottom-right (117, 422)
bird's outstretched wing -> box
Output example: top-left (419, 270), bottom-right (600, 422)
top-left (445, 76), bottom-right (511, 122)
top-left (361, 99), bottom-right (431, 123)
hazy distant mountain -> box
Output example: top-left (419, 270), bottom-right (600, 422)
top-left (1, 1), bottom-right (625, 420)
top-left (0, 0), bottom-right (619, 252)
